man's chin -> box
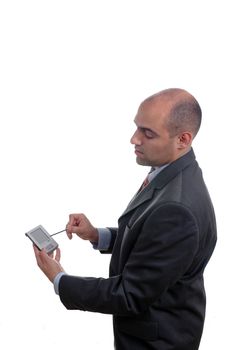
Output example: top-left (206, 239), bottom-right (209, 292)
top-left (136, 157), bottom-right (149, 166)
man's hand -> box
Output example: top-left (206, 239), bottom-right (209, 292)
top-left (33, 245), bottom-right (65, 283)
top-left (66, 213), bottom-right (99, 243)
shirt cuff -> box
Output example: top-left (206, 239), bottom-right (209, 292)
top-left (91, 228), bottom-right (111, 251)
top-left (53, 272), bottom-right (66, 295)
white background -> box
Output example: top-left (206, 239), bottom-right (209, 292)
top-left (0, 1), bottom-right (232, 348)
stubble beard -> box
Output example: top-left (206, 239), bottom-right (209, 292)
top-left (136, 156), bottom-right (151, 167)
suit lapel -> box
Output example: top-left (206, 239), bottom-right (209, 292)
top-left (120, 149), bottom-right (196, 219)
top-left (121, 186), bottom-right (155, 217)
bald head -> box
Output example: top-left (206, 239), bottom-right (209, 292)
top-left (131, 88), bottom-right (202, 166)
top-left (144, 88), bottom-right (202, 138)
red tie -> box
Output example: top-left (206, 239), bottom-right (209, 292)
top-left (139, 167), bottom-right (155, 192)
top-left (138, 175), bottom-right (149, 192)
top-left (142, 176), bottom-right (149, 188)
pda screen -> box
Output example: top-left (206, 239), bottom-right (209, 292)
top-left (32, 229), bottom-right (50, 244)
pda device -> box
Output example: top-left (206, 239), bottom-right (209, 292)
top-left (25, 225), bottom-right (59, 254)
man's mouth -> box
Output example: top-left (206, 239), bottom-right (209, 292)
top-left (134, 148), bottom-right (144, 156)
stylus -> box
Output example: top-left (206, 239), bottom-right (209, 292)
top-left (51, 229), bottom-right (66, 236)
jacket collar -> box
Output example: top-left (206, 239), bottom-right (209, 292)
top-left (121, 149), bottom-right (196, 217)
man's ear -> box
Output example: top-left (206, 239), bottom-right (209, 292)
top-left (177, 132), bottom-right (193, 149)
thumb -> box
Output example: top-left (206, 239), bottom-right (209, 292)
top-left (66, 224), bottom-right (73, 240)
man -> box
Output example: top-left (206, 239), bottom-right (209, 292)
top-left (34, 88), bottom-right (217, 350)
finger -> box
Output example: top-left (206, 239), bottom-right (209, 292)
top-left (33, 245), bottom-right (44, 267)
top-left (69, 213), bottom-right (77, 226)
top-left (66, 222), bottom-right (81, 238)
top-left (33, 244), bottom-right (39, 253)
top-left (33, 244), bottom-right (41, 260)
top-left (40, 248), bottom-right (49, 261)
top-left (69, 213), bottom-right (83, 227)
top-left (48, 250), bottom-right (54, 258)
top-left (66, 226), bottom-right (73, 240)
top-left (55, 248), bottom-right (61, 262)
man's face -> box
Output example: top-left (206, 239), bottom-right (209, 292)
top-left (130, 99), bottom-right (180, 167)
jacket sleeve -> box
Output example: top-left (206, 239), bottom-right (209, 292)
top-left (58, 203), bottom-right (199, 315)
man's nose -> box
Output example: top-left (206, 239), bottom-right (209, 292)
top-left (130, 130), bottom-right (142, 145)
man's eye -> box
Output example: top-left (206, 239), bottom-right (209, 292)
top-left (144, 130), bottom-right (155, 138)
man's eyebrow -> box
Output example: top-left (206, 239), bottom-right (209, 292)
top-left (140, 126), bottom-right (154, 132)
top-left (133, 120), bottom-right (159, 135)
top-left (138, 126), bottom-right (159, 135)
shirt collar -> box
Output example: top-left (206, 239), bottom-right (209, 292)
top-left (147, 164), bottom-right (169, 183)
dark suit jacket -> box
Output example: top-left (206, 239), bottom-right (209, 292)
top-left (59, 149), bottom-right (217, 350)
